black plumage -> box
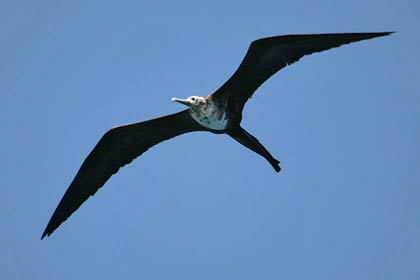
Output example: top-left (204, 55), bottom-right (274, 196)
top-left (42, 32), bottom-right (392, 239)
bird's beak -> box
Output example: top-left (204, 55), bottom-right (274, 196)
top-left (172, 97), bottom-right (191, 107)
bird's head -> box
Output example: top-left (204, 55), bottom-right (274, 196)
top-left (172, 96), bottom-right (207, 109)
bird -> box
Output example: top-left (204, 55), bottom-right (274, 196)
top-left (41, 32), bottom-right (392, 239)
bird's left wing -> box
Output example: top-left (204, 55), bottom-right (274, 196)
top-left (211, 32), bottom-right (392, 112)
top-left (42, 109), bottom-right (204, 239)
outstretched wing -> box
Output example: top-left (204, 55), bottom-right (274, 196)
top-left (212, 32), bottom-right (392, 112)
top-left (42, 109), bottom-right (204, 239)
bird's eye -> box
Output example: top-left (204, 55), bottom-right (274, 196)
top-left (191, 97), bottom-right (195, 101)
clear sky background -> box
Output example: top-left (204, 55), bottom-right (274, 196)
top-left (1, 1), bottom-right (419, 279)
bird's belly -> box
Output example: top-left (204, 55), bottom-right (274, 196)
top-left (190, 110), bottom-right (228, 130)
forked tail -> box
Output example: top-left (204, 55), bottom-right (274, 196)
top-left (228, 126), bottom-right (281, 172)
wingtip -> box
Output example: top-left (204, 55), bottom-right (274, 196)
top-left (365, 31), bottom-right (394, 37)
top-left (377, 31), bottom-right (395, 37)
top-left (41, 230), bottom-right (48, 240)
top-left (41, 223), bottom-right (55, 240)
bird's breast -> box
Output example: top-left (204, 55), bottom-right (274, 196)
top-left (190, 103), bottom-right (228, 130)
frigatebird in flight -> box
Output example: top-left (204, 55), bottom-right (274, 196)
top-left (42, 32), bottom-right (392, 239)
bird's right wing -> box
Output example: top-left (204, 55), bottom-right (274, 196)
top-left (42, 109), bottom-right (204, 239)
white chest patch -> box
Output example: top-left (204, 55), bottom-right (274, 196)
top-left (190, 104), bottom-right (228, 130)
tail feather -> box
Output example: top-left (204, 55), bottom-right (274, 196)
top-left (228, 126), bottom-right (281, 172)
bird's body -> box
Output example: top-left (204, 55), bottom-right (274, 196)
top-left (42, 32), bottom-right (393, 239)
top-left (172, 96), bottom-right (228, 130)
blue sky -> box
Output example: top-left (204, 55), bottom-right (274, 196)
top-left (1, 1), bottom-right (419, 279)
